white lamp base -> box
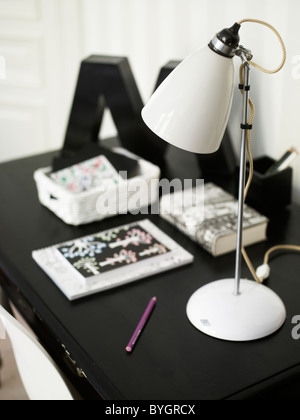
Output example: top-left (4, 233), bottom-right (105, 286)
top-left (186, 279), bottom-right (286, 341)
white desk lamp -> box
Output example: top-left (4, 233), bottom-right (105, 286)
top-left (142, 20), bottom-right (287, 341)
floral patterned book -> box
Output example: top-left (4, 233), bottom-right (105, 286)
top-left (160, 183), bottom-right (268, 257)
top-left (32, 219), bottom-right (194, 300)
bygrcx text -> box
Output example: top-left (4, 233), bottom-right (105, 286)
top-left (105, 404), bottom-right (196, 417)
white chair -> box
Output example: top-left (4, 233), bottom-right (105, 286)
top-left (0, 305), bottom-right (73, 400)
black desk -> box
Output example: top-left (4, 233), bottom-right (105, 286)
top-left (1, 150), bottom-right (300, 400)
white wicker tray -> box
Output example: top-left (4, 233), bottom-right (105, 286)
top-left (34, 148), bottom-right (161, 226)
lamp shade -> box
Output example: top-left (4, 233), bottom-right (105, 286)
top-left (142, 45), bottom-right (235, 154)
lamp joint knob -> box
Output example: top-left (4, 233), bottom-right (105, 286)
top-left (235, 45), bottom-right (253, 62)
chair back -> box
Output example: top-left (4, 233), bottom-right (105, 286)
top-left (0, 305), bottom-right (73, 400)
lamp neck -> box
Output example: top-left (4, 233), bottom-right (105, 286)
top-left (208, 22), bottom-right (241, 58)
top-left (235, 45), bottom-right (253, 63)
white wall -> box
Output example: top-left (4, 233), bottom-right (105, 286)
top-left (1, 0), bottom-right (300, 202)
top-left (0, 0), bottom-right (84, 162)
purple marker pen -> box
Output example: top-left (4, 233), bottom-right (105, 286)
top-left (126, 297), bottom-right (157, 353)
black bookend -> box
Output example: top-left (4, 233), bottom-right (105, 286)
top-left (64, 55), bottom-right (145, 153)
top-left (62, 55), bottom-right (143, 157)
top-left (53, 55), bottom-right (236, 174)
top-left (54, 55), bottom-right (164, 171)
top-left (154, 60), bottom-right (181, 89)
top-left (197, 130), bottom-right (237, 177)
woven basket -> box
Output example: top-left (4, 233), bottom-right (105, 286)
top-left (34, 149), bottom-right (161, 226)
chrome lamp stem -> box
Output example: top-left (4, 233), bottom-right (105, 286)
top-left (234, 60), bottom-right (250, 296)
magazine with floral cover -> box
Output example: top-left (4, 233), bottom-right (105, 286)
top-left (32, 219), bottom-right (194, 300)
top-left (50, 154), bottom-right (124, 194)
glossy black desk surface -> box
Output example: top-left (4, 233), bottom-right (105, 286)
top-left (1, 150), bottom-right (300, 400)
